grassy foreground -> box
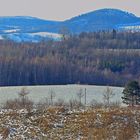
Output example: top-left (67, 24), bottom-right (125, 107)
top-left (0, 106), bottom-right (140, 140)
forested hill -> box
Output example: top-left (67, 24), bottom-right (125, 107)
top-left (0, 31), bottom-right (140, 86)
top-left (0, 9), bottom-right (140, 42)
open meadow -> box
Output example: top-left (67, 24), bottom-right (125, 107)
top-left (0, 85), bottom-right (123, 106)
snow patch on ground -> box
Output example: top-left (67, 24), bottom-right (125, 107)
top-left (0, 35), bottom-right (3, 40)
top-left (4, 29), bottom-right (20, 33)
top-left (30, 32), bottom-right (62, 39)
top-left (120, 25), bottom-right (140, 30)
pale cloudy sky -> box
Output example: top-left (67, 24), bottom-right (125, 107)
top-left (0, 0), bottom-right (140, 21)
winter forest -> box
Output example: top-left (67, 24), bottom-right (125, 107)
top-left (0, 31), bottom-right (140, 86)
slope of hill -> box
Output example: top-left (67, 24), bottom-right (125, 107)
top-left (0, 16), bottom-right (62, 42)
top-left (0, 9), bottom-right (140, 42)
top-left (64, 9), bottom-right (140, 33)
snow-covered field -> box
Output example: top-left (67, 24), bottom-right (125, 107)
top-left (0, 85), bottom-right (124, 105)
top-left (29, 32), bottom-right (62, 39)
top-left (1, 85), bottom-right (140, 140)
top-left (4, 29), bottom-right (20, 33)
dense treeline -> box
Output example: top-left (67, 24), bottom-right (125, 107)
top-left (0, 31), bottom-right (140, 86)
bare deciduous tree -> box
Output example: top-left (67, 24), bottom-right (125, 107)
top-left (77, 88), bottom-right (84, 106)
top-left (103, 87), bottom-right (115, 107)
top-left (3, 87), bottom-right (33, 111)
top-left (18, 87), bottom-right (29, 107)
top-left (18, 87), bottom-right (33, 110)
top-left (48, 89), bottom-right (56, 106)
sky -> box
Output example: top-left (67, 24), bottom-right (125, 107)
top-left (0, 0), bottom-right (140, 21)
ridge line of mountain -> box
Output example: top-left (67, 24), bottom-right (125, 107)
top-left (0, 8), bottom-right (140, 42)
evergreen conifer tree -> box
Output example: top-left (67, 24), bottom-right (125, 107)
top-left (122, 81), bottom-right (140, 106)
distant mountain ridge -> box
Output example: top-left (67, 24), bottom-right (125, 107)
top-left (64, 9), bottom-right (140, 33)
top-left (0, 8), bottom-right (140, 42)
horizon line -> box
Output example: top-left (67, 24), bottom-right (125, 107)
top-left (0, 8), bottom-right (139, 21)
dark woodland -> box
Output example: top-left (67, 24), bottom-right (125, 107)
top-left (0, 31), bottom-right (140, 86)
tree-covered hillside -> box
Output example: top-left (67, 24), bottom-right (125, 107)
top-left (0, 31), bottom-right (140, 86)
